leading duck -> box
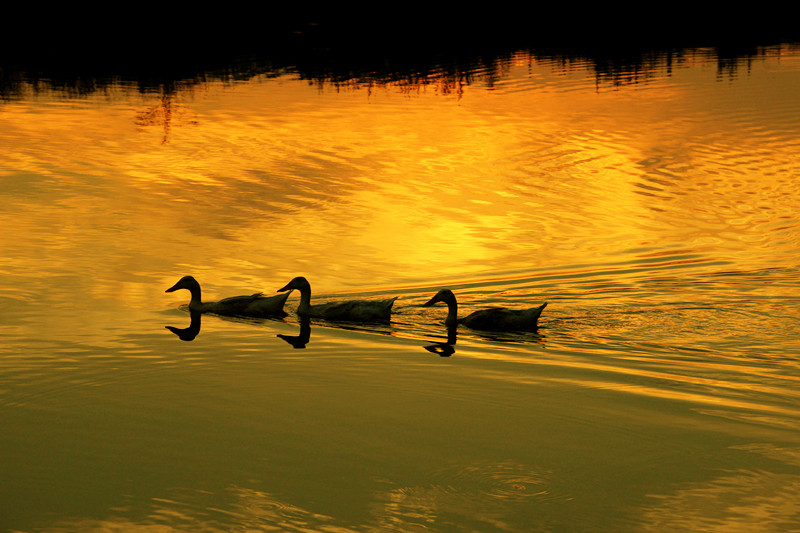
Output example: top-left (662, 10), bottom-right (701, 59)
top-left (166, 275), bottom-right (289, 317)
top-left (278, 276), bottom-right (396, 322)
top-left (423, 289), bottom-right (546, 331)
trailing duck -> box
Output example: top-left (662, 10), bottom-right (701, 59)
top-left (422, 289), bottom-right (546, 331)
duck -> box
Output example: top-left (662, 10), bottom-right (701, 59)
top-left (165, 275), bottom-right (289, 317)
top-left (422, 289), bottom-right (546, 331)
top-left (277, 276), bottom-right (396, 322)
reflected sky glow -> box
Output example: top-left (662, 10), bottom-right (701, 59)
top-left (3, 50), bottom-right (799, 302)
top-left (2, 46), bottom-right (800, 533)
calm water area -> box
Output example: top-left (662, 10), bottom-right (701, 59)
top-left (2, 40), bottom-right (800, 532)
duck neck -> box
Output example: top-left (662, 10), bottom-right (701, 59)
top-left (296, 285), bottom-right (312, 316)
top-left (187, 285), bottom-right (203, 311)
top-left (443, 297), bottom-right (459, 327)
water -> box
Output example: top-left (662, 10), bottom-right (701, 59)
top-left (1, 43), bottom-right (800, 532)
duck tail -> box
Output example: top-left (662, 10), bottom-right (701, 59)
top-left (530, 302), bottom-right (547, 325)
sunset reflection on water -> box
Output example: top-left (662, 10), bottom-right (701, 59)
top-left (6, 50), bottom-right (798, 296)
top-left (1, 45), bottom-right (800, 532)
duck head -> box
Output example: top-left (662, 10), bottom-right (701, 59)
top-left (278, 276), bottom-right (310, 293)
top-left (423, 289), bottom-right (456, 307)
top-left (166, 275), bottom-right (200, 293)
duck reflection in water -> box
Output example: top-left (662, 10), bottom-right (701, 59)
top-left (165, 309), bottom-right (202, 341)
top-left (277, 317), bottom-right (312, 349)
top-left (166, 275), bottom-right (289, 317)
top-left (423, 324), bottom-right (457, 357)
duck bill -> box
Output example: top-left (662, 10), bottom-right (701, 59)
top-left (165, 282), bottom-right (181, 293)
top-left (277, 283), bottom-right (293, 293)
top-left (422, 296), bottom-right (441, 307)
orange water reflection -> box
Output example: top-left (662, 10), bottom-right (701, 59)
top-left (4, 45), bottom-right (800, 533)
top-left (1, 49), bottom-right (799, 309)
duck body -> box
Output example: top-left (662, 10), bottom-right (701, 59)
top-left (166, 275), bottom-right (289, 317)
top-left (278, 276), bottom-right (396, 322)
top-left (241, 292), bottom-right (290, 318)
top-left (423, 289), bottom-right (546, 331)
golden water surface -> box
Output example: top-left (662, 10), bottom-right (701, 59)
top-left (1, 45), bottom-right (799, 532)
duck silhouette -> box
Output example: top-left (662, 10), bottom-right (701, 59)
top-left (166, 275), bottom-right (289, 317)
top-left (278, 276), bottom-right (396, 322)
top-left (423, 289), bottom-right (546, 331)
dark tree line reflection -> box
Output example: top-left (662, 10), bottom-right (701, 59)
top-left (2, 14), bottom-right (798, 101)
